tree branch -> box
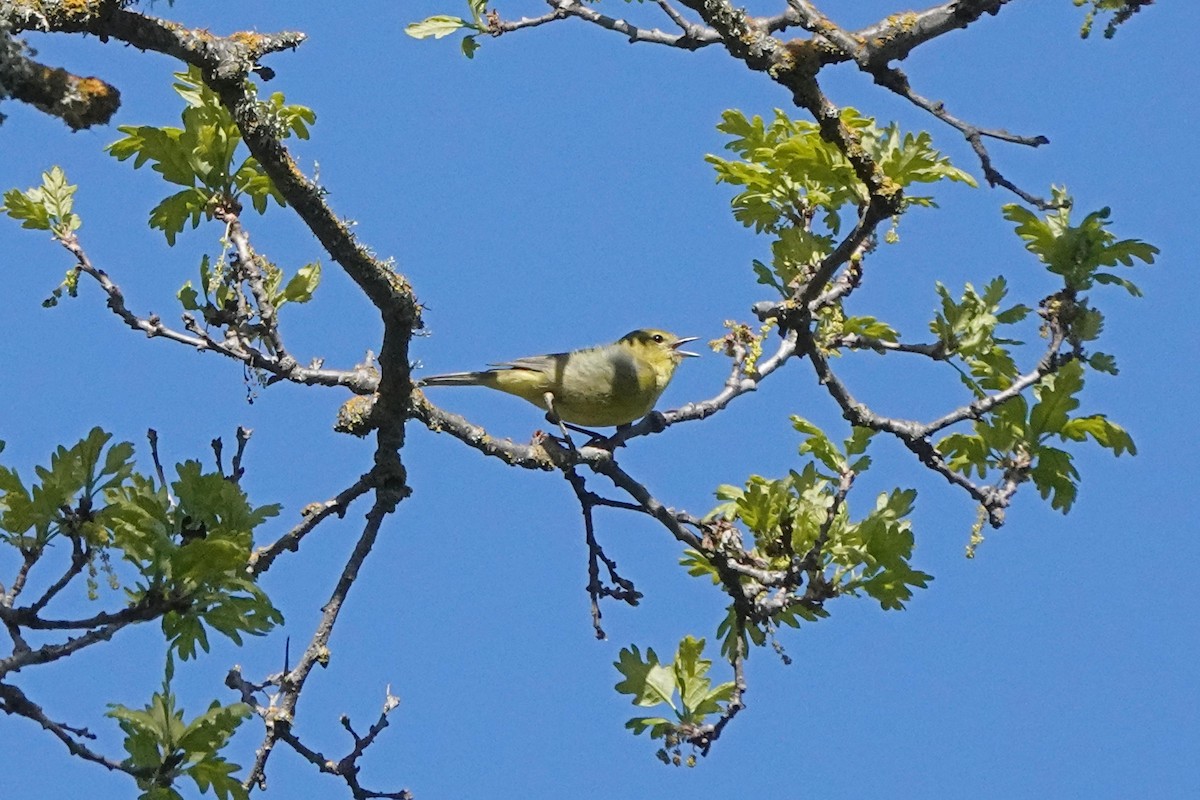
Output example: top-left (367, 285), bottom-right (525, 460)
top-left (0, 682), bottom-right (138, 776)
top-left (531, 0), bottom-right (720, 49)
top-left (268, 690), bottom-right (412, 800)
top-left (248, 474), bottom-right (374, 576)
top-left (867, 64), bottom-right (1055, 208)
top-left (0, 592), bottom-right (186, 677)
top-left (53, 230), bottom-right (376, 392)
top-left (245, 489), bottom-right (394, 790)
top-left (563, 468), bottom-right (642, 640)
top-left (0, 26), bottom-right (120, 129)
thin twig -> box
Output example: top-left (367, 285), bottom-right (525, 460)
top-left (562, 468), bottom-right (642, 639)
top-left (869, 65), bottom-right (1055, 208)
top-left (55, 232), bottom-right (373, 391)
top-left (260, 687), bottom-right (410, 800)
top-left (26, 535), bottom-right (87, 616)
top-left (230, 426), bottom-right (252, 484)
top-left (0, 682), bottom-right (140, 776)
top-left (831, 334), bottom-right (948, 359)
top-left (545, 0), bottom-right (718, 49)
top-left (248, 474), bottom-right (373, 576)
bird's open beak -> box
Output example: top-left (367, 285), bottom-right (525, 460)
top-left (672, 336), bottom-right (700, 358)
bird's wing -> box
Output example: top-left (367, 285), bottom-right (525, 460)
top-left (488, 352), bottom-right (569, 374)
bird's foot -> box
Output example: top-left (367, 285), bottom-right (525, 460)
top-left (563, 422), bottom-right (625, 450)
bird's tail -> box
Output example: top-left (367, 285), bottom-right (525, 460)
top-left (417, 371), bottom-right (489, 388)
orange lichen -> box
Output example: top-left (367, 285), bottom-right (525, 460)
top-left (57, 0), bottom-right (100, 22)
top-left (886, 11), bottom-right (920, 33)
top-left (230, 30), bottom-right (268, 51)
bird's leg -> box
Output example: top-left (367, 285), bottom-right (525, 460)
top-left (542, 392), bottom-right (578, 449)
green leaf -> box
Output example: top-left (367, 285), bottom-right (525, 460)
top-left (187, 757), bottom-right (248, 800)
top-left (1059, 415), bottom-right (1136, 456)
top-left (1088, 352), bottom-right (1118, 375)
top-left (108, 124), bottom-right (199, 187)
top-left (233, 159), bottom-right (285, 214)
top-left (841, 315), bottom-right (899, 342)
top-left (1004, 194), bottom-right (1156, 291)
top-left (178, 282), bottom-right (202, 311)
top-left (467, 0), bottom-right (488, 26)
top-left (751, 258), bottom-right (785, 296)
top-left (1, 186), bottom-right (52, 229)
top-left (461, 35), bottom-right (480, 58)
top-left (844, 427), bottom-right (875, 457)
top-left (1092, 271), bottom-right (1143, 296)
top-left (176, 701), bottom-right (250, 759)
top-left (1030, 446), bottom-right (1079, 512)
top-left (274, 262), bottom-right (322, 307)
top-left (1029, 361), bottom-right (1084, 438)
top-left (625, 716), bottom-right (674, 738)
top-left (614, 646), bottom-right (677, 710)
top-left (148, 188), bottom-right (212, 246)
top-left (674, 636), bottom-right (712, 714)
top-left (793, 416), bottom-right (846, 474)
top-left (405, 16), bottom-right (468, 39)
top-left (680, 548), bottom-right (720, 583)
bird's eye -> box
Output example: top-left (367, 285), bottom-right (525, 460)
top-left (652, 334), bottom-right (664, 343)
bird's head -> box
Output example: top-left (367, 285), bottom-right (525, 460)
top-left (619, 329), bottom-right (700, 369)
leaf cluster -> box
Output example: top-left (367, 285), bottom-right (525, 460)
top-left (1004, 189), bottom-right (1157, 298)
top-left (708, 108), bottom-right (975, 295)
top-left (930, 276), bottom-right (1030, 393)
top-left (613, 636), bottom-right (736, 766)
top-left (178, 253), bottom-right (321, 342)
top-left (0, 165), bottom-right (80, 236)
top-left (0, 166), bottom-right (85, 305)
top-left (0, 427), bottom-right (133, 554)
top-left (404, 0), bottom-right (487, 59)
top-left (688, 421), bottom-right (931, 659)
top-left (106, 67), bottom-right (314, 244)
top-left (925, 192), bottom-right (1149, 511)
top-left (107, 676), bottom-right (250, 800)
top-left (938, 359), bottom-right (1136, 513)
top-left (1075, 0), bottom-right (1154, 38)
top-left (0, 428), bottom-right (283, 659)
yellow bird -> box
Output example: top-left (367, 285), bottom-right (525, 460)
top-left (418, 328), bottom-right (699, 429)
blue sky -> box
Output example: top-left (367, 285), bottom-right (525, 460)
top-left (2, 1), bottom-right (1198, 798)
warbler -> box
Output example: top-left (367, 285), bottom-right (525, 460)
top-left (418, 328), bottom-right (699, 429)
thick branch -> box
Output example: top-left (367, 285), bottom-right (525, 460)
top-left (409, 391), bottom-right (557, 471)
top-left (0, 36), bottom-right (120, 129)
top-left (0, 592), bottom-right (187, 677)
top-left (856, 0), bottom-right (1014, 65)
